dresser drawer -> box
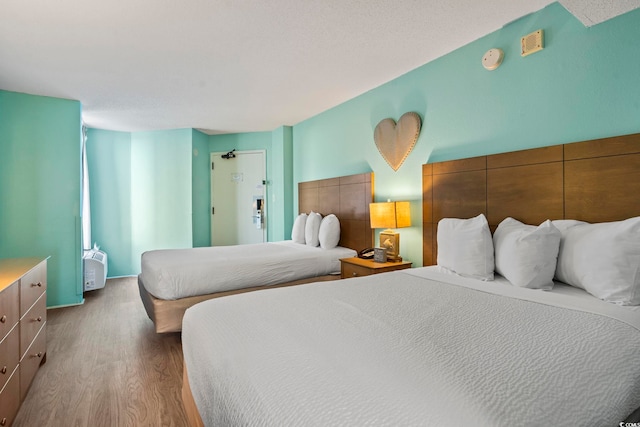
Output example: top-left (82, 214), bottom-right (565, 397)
top-left (0, 283), bottom-right (19, 341)
top-left (341, 262), bottom-right (373, 278)
top-left (0, 366), bottom-right (20, 427)
top-left (20, 326), bottom-right (46, 402)
top-left (20, 293), bottom-right (46, 359)
top-left (19, 260), bottom-right (47, 317)
top-left (0, 327), bottom-right (19, 393)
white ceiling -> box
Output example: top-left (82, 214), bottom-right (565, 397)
top-left (0, 1), bottom-right (638, 134)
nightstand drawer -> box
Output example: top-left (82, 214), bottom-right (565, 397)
top-left (342, 263), bottom-right (373, 278)
top-left (340, 257), bottom-right (412, 279)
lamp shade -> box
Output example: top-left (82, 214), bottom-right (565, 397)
top-left (369, 201), bottom-right (411, 229)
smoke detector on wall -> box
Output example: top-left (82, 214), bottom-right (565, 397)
top-left (482, 48), bottom-right (504, 71)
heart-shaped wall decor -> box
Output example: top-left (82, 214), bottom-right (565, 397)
top-left (374, 112), bottom-right (421, 171)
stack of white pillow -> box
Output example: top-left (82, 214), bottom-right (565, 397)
top-left (291, 212), bottom-right (341, 249)
top-left (437, 213), bottom-right (640, 306)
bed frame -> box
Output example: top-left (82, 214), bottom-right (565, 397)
top-left (422, 132), bottom-right (640, 266)
top-left (138, 172), bottom-right (374, 333)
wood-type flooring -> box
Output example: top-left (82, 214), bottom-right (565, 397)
top-left (13, 277), bottom-right (189, 427)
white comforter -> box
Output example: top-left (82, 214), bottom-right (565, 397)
top-left (182, 266), bottom-right (640, 426)
top-left (140, 241), bottom-right (355, 300)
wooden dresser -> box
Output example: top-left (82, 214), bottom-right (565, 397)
top-left (0, 258), bottom-right (48, 427)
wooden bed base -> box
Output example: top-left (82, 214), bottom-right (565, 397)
top-left (182, 364), bottom-right (205, 427)
top-left (138, 274), bottom-right (340, 333)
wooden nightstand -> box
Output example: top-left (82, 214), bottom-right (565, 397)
top-left (340, 257), bottom-right (412, 279)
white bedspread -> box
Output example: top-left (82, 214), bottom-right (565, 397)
top-left (182, 266), bottom-right (640, 426)
top-left (140, 241), bottom-right (355, 300)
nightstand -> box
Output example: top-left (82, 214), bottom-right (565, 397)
top-left (340, 257), bottom-right (412, 279)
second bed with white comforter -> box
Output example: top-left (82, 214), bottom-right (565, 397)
top-left (140, 241), bottom-right (356, 300)
top-left (182, 266), bottom-right (640, 426)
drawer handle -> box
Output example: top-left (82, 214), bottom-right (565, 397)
top-left (32, 282), bottom-right (43, 287)
top-left (1, 417), bottom-right (6, 426)
top-left (0, 315), bottom-right (5, 323)
top-left (31, 352), bottom-right (43, 359)
top-left (35, 316), bottom-right (42, 322)
top-left (352, 272), bottom-right (358, 277)
top-left (1, 366), bottom-right (6, 374)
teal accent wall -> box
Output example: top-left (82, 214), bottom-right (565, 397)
top-left (270, 126), bottom-right (294, 241)
top-left (0, 90), bottom-right (83, 307)
top-left (192, 129), bottom-right (210, 247)
top-left (131, 130), bottom-right (192, 265)
top-left (87, 128), bottom-right (193, 276)
top-left (8, 2), bottom-right (638, 285)
top-left (86, 129), bottom-right (132, 277)
top-left (292, 3), bottom-right (640, 266)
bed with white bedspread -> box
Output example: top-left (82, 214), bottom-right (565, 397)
top-left (141, 241), bottom-right (355, 300)
top-left (138, 172), bottom-right (374, 333)
top-left (182, 266), bottom-right (640, 426)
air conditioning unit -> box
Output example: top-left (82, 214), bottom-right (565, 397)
top-left (83, 246), bottom-right (108, 291)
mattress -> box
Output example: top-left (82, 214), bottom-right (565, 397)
top-left (140, 241), bottom-right (356, 300)
top-left (182, 266), bottom-right (640, 426)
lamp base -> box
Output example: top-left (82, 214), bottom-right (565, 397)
top-left (379, 230), bottom-right (402, 262)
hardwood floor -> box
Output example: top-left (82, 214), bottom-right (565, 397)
top-left (14, 277), bottom-right (189, 427)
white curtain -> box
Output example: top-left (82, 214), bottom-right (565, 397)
top-left (81, 126), bottom-right (91, 251)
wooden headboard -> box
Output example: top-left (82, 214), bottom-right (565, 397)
top-left (423, 133), bottom-right (640, 266)
top-left (299, 172), bottom-right (374, 253)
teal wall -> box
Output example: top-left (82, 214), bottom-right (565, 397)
top-left (131, 130), bottom-right (192, 262)
top-left (0, 90), bottom-right (83, 307)
top-left (87, 128), bottom-right (193, 276)
top-left (292, 3), bottom-right (640, 266)
top-left (86, 129), bottom-right (132, 277)
top-left (6, 2), bottom-right (639, 284)
top-left (87, 128), bottom-right (284, 277)
top-left (270, 126), bottom-right (294, 241)
top-left (192, 129), bottom-right (210, 247)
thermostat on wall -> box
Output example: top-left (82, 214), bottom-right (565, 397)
top-left (482, 48), bottom-right (504, 71)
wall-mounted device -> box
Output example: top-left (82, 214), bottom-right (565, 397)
top-left (482, 48), bottom-right (504, 71)
top-left (221, 149), bottom-right (236, 159)
top-left (253, 196), bottom-right (264, 229)
top-left (521, 29), bottom-right (544, 57)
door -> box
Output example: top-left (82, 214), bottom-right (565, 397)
top-left (211, 150), bottom-right (266, 246)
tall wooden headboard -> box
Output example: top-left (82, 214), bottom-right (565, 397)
top-left (423, 133), bottom-right (640, 266)
top-left (299, 172), bottom-right (374, 253)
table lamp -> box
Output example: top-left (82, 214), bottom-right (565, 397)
top-left (369, 201), bottom-right (411, 262)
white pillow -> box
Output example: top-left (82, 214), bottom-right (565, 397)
top-left (291, 213), bottom-right (307, 244)
top-left (318, 214), bottom-right (340, 249)
top-left (437, 214), bottom-right (494, 280)
top-left (554, 216), bottom-right (640, 305)
top-left (493, 218), bottom-right (561, 290)
top-left (305, 211), bottom-right (322, 247)
top-left (551, 219), bottom-right (587, 232)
